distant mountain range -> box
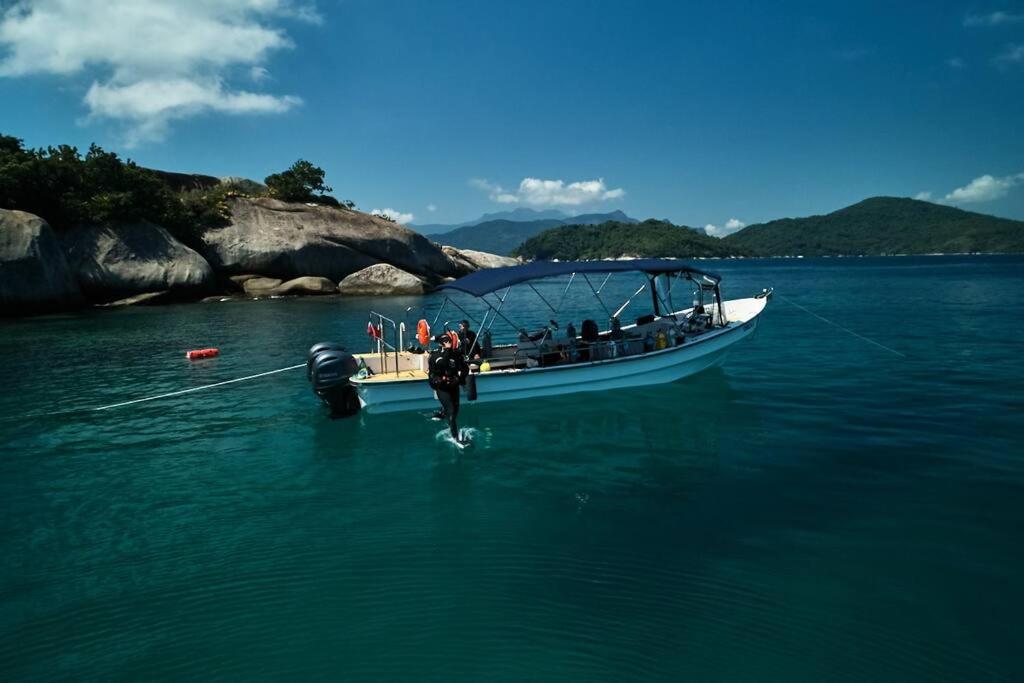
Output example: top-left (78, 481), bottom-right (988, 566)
top-left (413, 208), bottom-right (572, 234)
top-left (510, 197), bottom-right (1024, 260)
top-left (722, 197), bottom-right (1024, 256)
top-left (429, 210), bottom-right (640, 255)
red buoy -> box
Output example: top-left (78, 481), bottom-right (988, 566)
top-left (186, 348), bottom-right (220, 360)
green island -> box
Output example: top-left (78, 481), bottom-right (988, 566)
top-left (512, 219), bottom-right (739, 259)
top-left (513, 197), bottom-right (1024, 260)
top-left (723, 197), bottom-right (1024, 256)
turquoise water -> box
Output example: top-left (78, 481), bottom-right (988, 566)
top-left (1, 256), bottom-right (1022, 681)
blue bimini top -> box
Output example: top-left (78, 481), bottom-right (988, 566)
top-left (436, 259), bottom-right (721, 297)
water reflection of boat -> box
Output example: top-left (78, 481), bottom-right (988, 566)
top-left (308, 259), bottom-right (769, 416)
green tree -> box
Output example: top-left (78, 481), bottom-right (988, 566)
top-left (264, 159), bottom-right (333, 203)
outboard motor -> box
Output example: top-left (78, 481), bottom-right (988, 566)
top-left (307, 343), bottom-right (361, 417)
top-left (307, 342), bottom-right (347, 380)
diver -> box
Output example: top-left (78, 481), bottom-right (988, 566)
top-left (458, 319), bottom-right (480, 359)
top-left (428, 333), bottom-right (470, 444)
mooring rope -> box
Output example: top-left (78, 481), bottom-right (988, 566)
top-left (776, 293), bottom-right (907, 358)
top-left (92, 363), bottom-right (307, 411)
top-left (0, 362), bottom-right (308, 424)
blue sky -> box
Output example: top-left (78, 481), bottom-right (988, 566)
top-left (1, 0), bottom-right (1023, 233)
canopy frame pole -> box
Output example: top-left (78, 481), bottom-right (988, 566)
top-left (595, 272), bottom-right (613, 294)
top-left (464, 308), bottom-right (491, 358)
top-left (612, 281), bottom-right (648, 319)
top-left (527, 283), bottom-right (558, 314)
top-left (554, 273), bottom-right (576, 312)
top-left (581, 273), bottom-right (613, 319)
top-left (481, 287), bottom-right (522, 338)
top-left (431, 298), bottom-right (449, 328)
top-left (446, 297), bottom-right (485, 333)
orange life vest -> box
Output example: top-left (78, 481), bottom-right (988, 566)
top-left (416, 319), bottom-right (430, 346)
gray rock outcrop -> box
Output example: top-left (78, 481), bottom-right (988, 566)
top-left (227, 274), bottom-right (262, 290)
top-left (275, 276), bottom-right (337, 295)
top-left (61, 221), bottom-right (215, 302)
top-left (243, 276), bottom-right (337, 297)
top-left (200, 198), bottom-right (461, 283)
top-left (337, 263), bottom-right (428, 296)
top-left (242, 277), bottom-right (283, 296)
top-left (98, 291), bottom-right (172, 307)
top-left (442, 246), bottom-right (519, 271)
top-left (0, 209), bottom-right (83, 314)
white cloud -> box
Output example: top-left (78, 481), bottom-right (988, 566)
top-left (84, 78), bottom-right (300, 145)
top-left (946, 57), bottom-right (965, 69)
top-left (943, 172), bottom-right (1024, 203)
top-left (704, 218), bottom-right (746, 238)
top-left (964, 11), bottom-right (1024, 27)
top-left (371, 208), bottom-right (414, 224)
top-left (914, 191), bottom-right (933, 201)
top-left (0, 0), bottom-right (312, 144)
top-left (471, 176), bottom-right (626, 206)
top-left (426, 204), bottom-right (437, 212)
top-left (995, 43), bottom-right (1024, 64)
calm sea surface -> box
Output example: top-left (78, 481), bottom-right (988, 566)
top-left (1, 255), bottom-right (1022, 681)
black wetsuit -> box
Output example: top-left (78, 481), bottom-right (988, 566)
top-left (428, 347), bottom-right (468, 439)
top-left (459, 329), bottom-right (478, 358)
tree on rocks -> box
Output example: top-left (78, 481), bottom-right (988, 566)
top-left (264, 160), bottom-right (342, 206)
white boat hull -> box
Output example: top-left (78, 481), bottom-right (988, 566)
top-left (353, 296), bottom-right (767, 414)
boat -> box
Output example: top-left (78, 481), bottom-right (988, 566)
top-left (307, 259), bottom-right (770, 416)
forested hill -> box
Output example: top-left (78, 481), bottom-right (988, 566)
top-left (511, 220), bottom-right (743, 260)
top-left (437, 210), bottom-right (639, 255)
top-left (724, 197), bottom-right (1024, 255)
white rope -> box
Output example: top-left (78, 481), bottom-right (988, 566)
top-left (93, 363), bottom-right (307, 411)
top-left (777, 294), bottom-right (907, 358)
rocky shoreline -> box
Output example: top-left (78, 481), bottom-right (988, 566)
top-left (0, 198), bottom-right (518, 317)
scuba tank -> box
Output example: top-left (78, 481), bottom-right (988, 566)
top-left (655, 329), bottom-right (668, 350)
top-left (481, 329), bottom-right (493, 356)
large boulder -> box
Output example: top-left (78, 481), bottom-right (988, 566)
top-left (242, 277), bottom-right (283, 296)
top-left (62, 222), bottom-right (215, 302)
top-left (275, 276), bottom-right (337, 295)
top-left (200, 198), bottom-right (461, 282)
top-left (440, 246), bottom-right (476, 275)
top-left (337, 263), bottom-right (428, 296)
top-left (442, 246), bottom-right (519, 271)
top-left (243, 276), bottom-right (337, 297)
top-left (0, 209), bottom-right (83, 314)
